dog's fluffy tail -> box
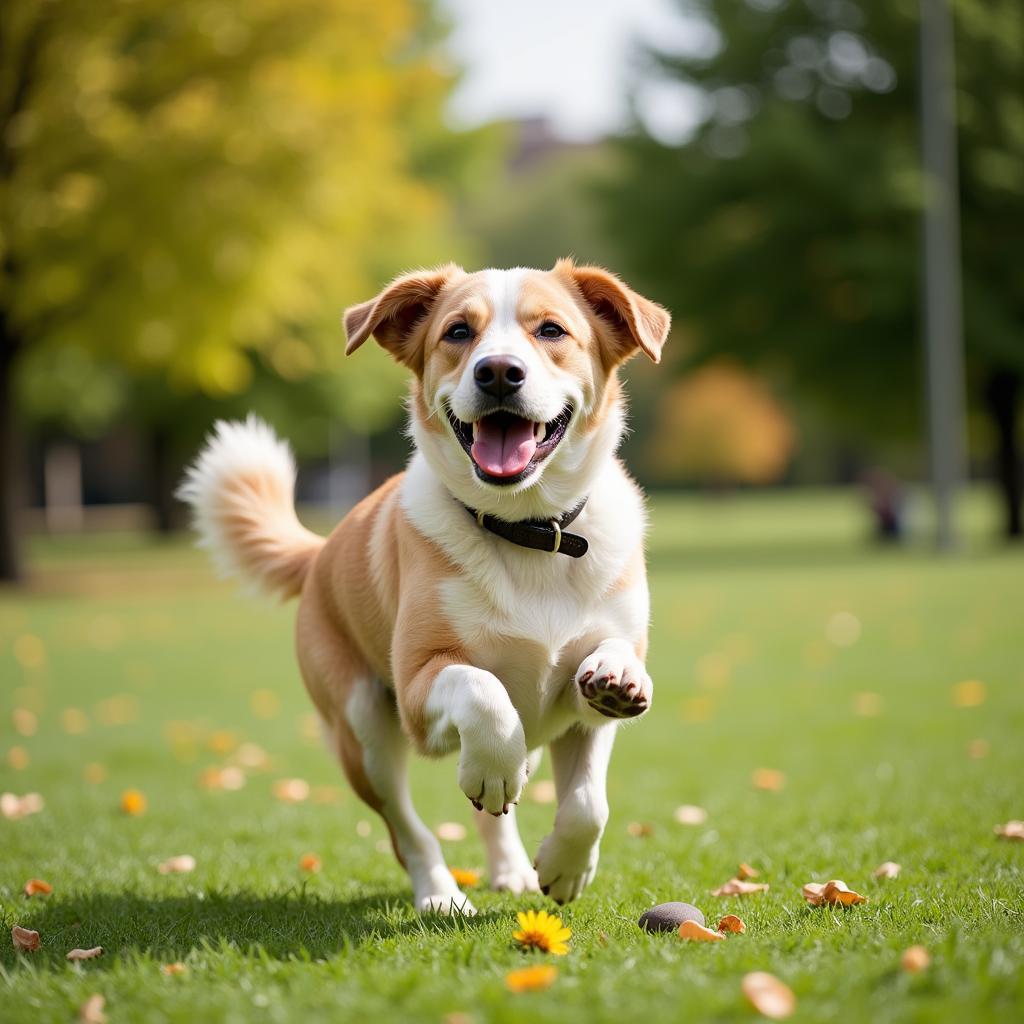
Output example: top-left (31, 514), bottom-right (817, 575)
top-left (177, 415), bottom-right (325, 600)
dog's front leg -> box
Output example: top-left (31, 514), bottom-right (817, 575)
top-left (534, 723), bottom-right (615, 904)
top-left (423, 664), bottom-right (529, 816)
top-left (575, 638), bottom-right (652, 721)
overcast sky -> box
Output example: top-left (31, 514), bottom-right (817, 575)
top-left (440, 0), bottom-right (713, 142)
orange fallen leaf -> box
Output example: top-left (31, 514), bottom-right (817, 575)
top-left (717, 914), bottom-right (746, 934)
top-left (13, 708), bottom-right (38, 737)
top-left (161, 962), bottom-right (187, 976)
top-left (678, 919), bottom-right (725, 942)
top-left (450, 867), bottom-right (480, 887)
top-left (967, 738), bottom-right (990, 759)
top-left (78, 994), bottom-right (107, 1024)
top-left (436, 821), bottom-right (467, 841)
top-left (272, 778), bottom-right (309, 803)
top-left (627, 821), bottom-right (654, 838)
top-left (900, 945), bottom-right (930, 973)
top-left (873, 861), bottom-right (901, 879)
top-left (120, 789), bottom-right (146, 815)
top-left (952, 679), bottom-right (985, 708)
top-left (802, 879), bottom-right (867, 906)
top-left (207, 730), bottom-right (237, 755)
top-left (7, 746), bottom-right (29, 771)
top-left (24, 878), bottom-right (53, 897)
top-left (528, 780), bottom-right (557, 804)
top-left (12, 925), bottom-right (40, 952)
top-left (233, 742), bottom-right (269, 769)
top-left (84, 763), bottom-right (106, 784)
top-left (1, 792), bottom-right (44, 820)
top-left (994, 821), bottom-right (1024, 841)
top-left (742, 972), bottom-right (796, 1020)
top-left (712, 878), bottom-right (769, 897)
top-left (157, 855), bottom-right (196, 875)
top-left (752, 768), bottom-right (785, 792)
top-left (737, 862), bottom-right (759, 879)
top-left (674, 804), bottom-right (708, 825)
top-left (299, 853), bottom-right (321, 873)
top-left (67, 946), bottom-right (104, 961)
top-left (505, 964), bottom-right (558, 993)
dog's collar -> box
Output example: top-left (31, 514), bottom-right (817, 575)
top-left (461, 498), bottom-right (589, 558)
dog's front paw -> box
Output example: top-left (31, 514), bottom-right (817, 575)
top-left (576, 645), bottom-right (651, 720)
top-left (458, 722), bottom-right (529, 816)
top-left (534, 832), bottom-right (599, 905)
top-left (417, 892), bottom-right (477, 916)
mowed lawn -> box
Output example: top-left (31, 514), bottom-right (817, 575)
top-left (2, 489), bottom-right (1022, 1023)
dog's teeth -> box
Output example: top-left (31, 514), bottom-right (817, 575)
top-left (470, 421), bottom-right (476, 442)
top-left (534, 421), bottom-right (545, 441)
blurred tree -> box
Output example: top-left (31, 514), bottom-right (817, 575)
top-left (0, 0), bottom-right (470, 580)
top-left (608, 0), bottom-right (1024, 537)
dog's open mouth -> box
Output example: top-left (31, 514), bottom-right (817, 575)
top-left (446, 405), bottom-right (573, 485)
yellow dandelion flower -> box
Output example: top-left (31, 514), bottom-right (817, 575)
top-left (505, 964), bottom-right (558, 992)
top-left (512, 910), bottom-right (571, 956)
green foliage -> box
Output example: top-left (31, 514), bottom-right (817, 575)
top-left (607, 0), bottom-right (1024, 440)
top-left (1, 0), bottom-right (474, 441)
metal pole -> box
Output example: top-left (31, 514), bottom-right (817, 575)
top-left (919, 0), bottom-right (967, 551)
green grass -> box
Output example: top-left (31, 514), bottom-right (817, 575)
top-left (2, 488), bottom-right (1022, 1023)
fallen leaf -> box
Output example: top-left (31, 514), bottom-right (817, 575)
top-left (995, 821), bottom-right (1024, 840)
top-left (7, 746), bottom-right (29, 771)
top-left (207, 730), bottom-right (237, 755)
top-left (120, 789), bottom-right (147, 815)
top-left (24, 878), bottom-right (53, 897)
top-left (272, 778), bottom-right (309, 803)
top-left (742, 972), bottom-right (796, 1020)
top-left (78, 994), bottom-right (107, 1024)
top-left (356, 820), bottom-right (372, 837)
top-left (233, 742), bottom-right (269, 769)
top-left (157, 855), bottom-right (196, 875)
top-left (528, 780), bottom-right (557, 804)
top-left (67, 947), bottom-right (104, 961)
top-left (802, 879), bottom-right (867, 906)
top-left (436, 821), bottom-right (467, 842)
top-left (161, 962), bottom-right (187, 976)
top-left (299, 853), bottom-right (321, 873)
top-left (900, 945), bottom-right (930, 973)
top-left (450, 867), bottom-right (480, 887)
top-left (873, 861), bottom-right (901, 879)
top-left (678, 919), bottom-right (725, 942)
top-left (505, 964), bottom-right (558, 993)
top-left (967, 738), bottom-right (990, 759)
top-left (752, 768), bottom-right (785, 792)
top-left (84, 763), bottom-right (106, 784)
top-left (12, 708), bottom-right (38, 737)
top-left (853, 692), bottom-right (883, 717)
top-left (737, 862), bottom-right (759, 879)
top-left (1, 792), bottom-right (44, 820)
top-left (712, 878), bottom-right (770, 897)
top-left (674, 804), bottom-right (708, 825)
top-left (717, 914), bottom-right (746, 934)
top-left (12, 925), bottom-right (40, 952)
top-left (627, 821), bottom-right (654, 838)
top-left (826, 610), bottom-right (861, 647)
top-left (952, 679), bottom-right (986, 708)
top-left (61, 708), bottom-right (90, 734)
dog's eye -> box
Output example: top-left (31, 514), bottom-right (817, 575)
top-left (443, 322), bottom-right (474, 342)
top-left (537, 322), bottom-right (566, 340)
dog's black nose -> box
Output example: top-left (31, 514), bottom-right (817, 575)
top-left (473, 355), bottom-right (527, 401)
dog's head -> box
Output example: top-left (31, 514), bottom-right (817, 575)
top-left (344, 259), bottom-right (670, 518)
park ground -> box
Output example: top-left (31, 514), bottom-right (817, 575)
top-left (1, 488), bottom-right (1022, 1023)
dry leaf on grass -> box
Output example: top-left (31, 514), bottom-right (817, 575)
top-left (802, 880), bottom-right (866, 906)
top-left (1, 792), bottom-right (44, 820)
top-left (952, 679), bottom-right (986, 708)
top-left (24, 878), bottom-right (53, 897)
top-left (528, 780), bottom-right (557, 804)
top-left (627, 821), bottom-right (654, 838)
top-left (674, 804), bottom-right (708, 826)
top-left (7, 746), bottom-right (29, 771)
top-left (272, 778), bottom-right (309, 803)
top-left (299, 853), bottom-right (321, 873)
top-left (712, 878), bottom-right (769, 897)
top-left (120, 789), bottom-right (147, 815)
top-left (67, 947), bottom-right (104, 961)
top-left (737, 862), bottom-right (759, 879)
top-left (900, 945), bottom-right (930, 973)
top-left (717, 914), bottom-right (746, 934)
top-left (742, 972), bottom-right (796, 1020)
top-left (436, 822), bottom-right (467, 842)
top-left (873, 861), bottom-right (901, 879)
top-left (967, 739), bottom-right (990, 760)
top-left (450, 867), bottom-right (480, 887)
top-left (678, 920), bottom-right (725, 942)
top-left (157, 855), bottom-right (196, 875)
top-left (78, 994), bottom-right (107, 1024)
top-left (12, 925), bottom-right (40, 952)
top-left (752, 769), bottom-right (785, 792)
top-left (161, 962), bottom-right (187, 976)
top-left (994, 821), bottom-right (1024, 841)
top-left (505, 964), bottom-right (558, 993)
top-left (199, 766), bottom-right (246, 791)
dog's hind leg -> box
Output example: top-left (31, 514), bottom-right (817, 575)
top-left (326, 676), bottom-right (475, 916)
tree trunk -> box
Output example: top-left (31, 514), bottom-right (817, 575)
top-left (0, 327), bottom-right (24, 582)
top-left (149, 426), bottom-right (183, 534)
top-left (984, 368), bottom-right (1022, 540)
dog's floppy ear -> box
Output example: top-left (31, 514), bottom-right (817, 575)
top-left (344, 264), bottom-right (460, 370)
top-left (555, 258), bottom-right (671, 366)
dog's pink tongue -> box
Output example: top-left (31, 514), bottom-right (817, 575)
top-left (471, 417), bottom-right (537, 477)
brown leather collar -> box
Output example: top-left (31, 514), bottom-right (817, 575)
top-left (462, 498), bottom-right (589, 558)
